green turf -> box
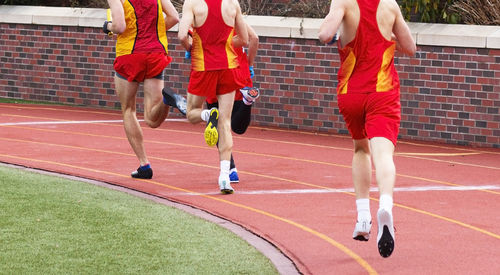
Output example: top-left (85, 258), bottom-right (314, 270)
top-left (0, 165), bottom-right (278, 274)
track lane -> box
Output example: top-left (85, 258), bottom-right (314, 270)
top-left (1, 103), bottom-right (500, 274)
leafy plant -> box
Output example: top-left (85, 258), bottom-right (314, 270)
top-left (398, 0), bottom-right (461, 23)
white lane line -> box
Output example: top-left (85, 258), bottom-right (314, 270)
top-left (175, 185), bottom-right (500, 196)
top-left (0, 118), bottom-right (187, 126)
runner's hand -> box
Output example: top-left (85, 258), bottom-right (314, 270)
top-left (249, 66), bottom-right (254, 79)
top-left (102, 20), bottom-right (113, 36)
top-left (328, 33), bottom-right (339, 45)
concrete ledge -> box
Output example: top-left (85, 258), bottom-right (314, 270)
top-left (1, 5), bottom-right (499, 49)
top-left (414, 23), bottom-right (500, 48)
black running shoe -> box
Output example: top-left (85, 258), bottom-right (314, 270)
top-left (162, 87), bottom-right (187, 116)
top-left (131, 166), bottom-right (153, 179)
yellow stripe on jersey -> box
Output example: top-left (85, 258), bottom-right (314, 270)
top-left (337, 51), bottom-right (356, 95)
top-left (156, 0), bottom-right (168, 53)
top-left (376, 44), bottom-right (396, 92)
top-left (116, 1), bottom-right (137, 57)
top-left (225, 30), bottom-right (238, 69)
top-left (191, 32), bottom-right (205, 71)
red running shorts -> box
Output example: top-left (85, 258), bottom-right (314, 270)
top-left (337, 90), bottom-right (401, 146)
top-left (189, 68), bottom-right (245, 102)
top-left (113, 52), bottom-right (172, 83)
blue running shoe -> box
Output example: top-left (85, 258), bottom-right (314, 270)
top-left (229, 169), bottom-right (239, 183)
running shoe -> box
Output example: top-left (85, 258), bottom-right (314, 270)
top-left (377, 208), bottom-right (395, 258)
top-left (229, 168), bottom-right (239, 183)
top-left (204, 108), bottom-right (219, 146)
top-left (240, 87), bottom-right (260, 105)
top-left (162, 87), bottom-right (187, 116)
top-left (352, 219), bottom-right (372, 241)
top-left (218, 174), bottom-right (234, 194)
top-left (131, 166), bottom-right (153, 179)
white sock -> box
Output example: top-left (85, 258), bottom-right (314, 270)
top-left (356, 198), bottom-right (371, 222)
top-left (201, 109), bottom-right (210, 122)
top-left (220, 160), bottom-right (230, 176)
top-left (379, 194), bottom-right (393, 213)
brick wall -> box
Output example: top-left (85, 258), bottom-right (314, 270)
top-left (1, 23), bottom-right (499, 148)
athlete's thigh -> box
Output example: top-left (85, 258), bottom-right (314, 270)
top-left (114, 75), bottom-right (139, 110)
top-left (187, 92), bottom-right (207, 111)
top-left (142, 78), bottom-right (163, 114)
top-left (216, 91), bottom-right (235, 121)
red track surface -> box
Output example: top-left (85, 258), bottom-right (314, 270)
top-left (1, 103), bottom-right (499, 274)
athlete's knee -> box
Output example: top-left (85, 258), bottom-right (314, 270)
top-left (353, 139), bottom-right (370, 154)
top-left (186, 111), bottom-right (200, 124)
top-left (144, 118), bottom-right (162, 128)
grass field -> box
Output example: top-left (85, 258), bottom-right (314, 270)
top-left (0, 165), bottom-right (278, 274)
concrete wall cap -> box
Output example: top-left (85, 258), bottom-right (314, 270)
top-left (1, 5), bottom-right (500, 49)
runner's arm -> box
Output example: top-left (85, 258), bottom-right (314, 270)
top-left (318, 0), bottom-right (344, 44)
top-left (246, 24), bottom-right (259, 67)
top-left (106, 0), bottom-right (125, 34)
top-left (391, 1), bottom-right (416, 56)
top-left (162, 0), bottom-right (180, 31)
top-left (232, 0), bottom-right (249, 48)
top-left (178, 0), bottom-right (194, 51)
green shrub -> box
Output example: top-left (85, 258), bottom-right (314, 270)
top-left (398, 0), bottom-right (461, 23)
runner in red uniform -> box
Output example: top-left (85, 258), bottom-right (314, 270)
top-left (178, 0), bottom-right (248, 194)
top-left (203, 22), bottom-right (260, 183)
top-left (319, 0), bottom-right (416, 257)
top-left (104, 0), bottom-right (185, 179)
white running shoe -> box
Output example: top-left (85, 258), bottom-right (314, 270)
top-left (377, 208), bottom-right (395, 258)
top-left (352, 220), bottom-right (372, 241)
top-left (240, 87), bottom-right (260, 105)
top-left (218, 174), bottom-right (234, 194)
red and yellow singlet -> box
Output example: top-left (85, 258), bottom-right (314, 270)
top-left (190, 0), bottom-right (239, 71)
top-left (336, 0), bottom-right (400, 95)
top-left (115, 0), bottom-right (169, 57)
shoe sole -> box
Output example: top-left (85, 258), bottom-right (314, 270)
top-left (353, 234), bottom-right (369, 242)
top-left (204, 123), bottom-right (218, 146)
top-left (131, 168), bottom-right (153, 179)
top-left (353, 220), bottom-right (371, 241)
top-left (219, 179), bottom-right (234, 194)
top-left (162, 88), bottom-right (187, 115)
top-left (241, 87), bottom-right (260, 103)
top-left (378, 226), bottom-right (394, 257)
top-left (173, 93), bottom-right (187, 115)
top-left (204, 109), bottom-right (219, 146)
top-left (377, 210), bottom-right (395, 258)
top-left (220, 188), bottom-right (234, 194)
top-left (131, 174), bottom-right (152, 179)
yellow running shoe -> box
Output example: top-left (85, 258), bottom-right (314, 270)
top-left (204, 108), bottom-right (219, 146)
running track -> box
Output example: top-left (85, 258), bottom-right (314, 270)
top-left (1, 103), bottom-right (499, 274)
